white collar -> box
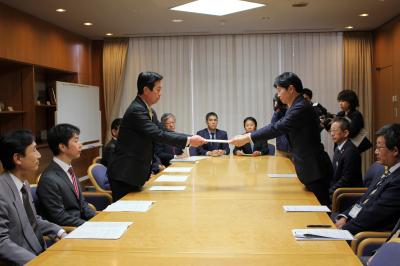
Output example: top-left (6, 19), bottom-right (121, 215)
top-left (53, 157), bottom-right (72, 174)
top-left (9, 172), bottom-right (24, 192)
top-left (337, 140), bottom-right (348, 151)
top-left (388, 161), bottom-right (400, 174)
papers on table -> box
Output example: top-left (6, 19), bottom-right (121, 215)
top-left (149, 186), bottom-right (186, 191)
top-left (283, 205), bottom-right (331, 212)
top-left (207, 139), bottom-right (229, 143)
top-left (65, 222), bottom-right (132, 240)
top-left (268, 173), bottom-right (297, 178)
top-left (170, 156), bottom-right (207, 163)
top-left (163, 167), bottom-right (193, 173)
top-left (103, 200), bottom-right (154, 212)
top-left (155, 175), bottom-right (188, 182)
top-left (292, 229), bottom-right (354, 241)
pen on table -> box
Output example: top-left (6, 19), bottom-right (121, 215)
top-left (306, 224), bottom-right (332, 228)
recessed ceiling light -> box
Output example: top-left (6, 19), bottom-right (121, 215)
top-left (170, 0), bottom-right (265, 16)
top-left (292, 2), bottom-right (309, 7)
top-left (83, 22), bottom-right (93, 26)
top-left (56, 8), bottom-right (66, 13)
top-left (345, 25), bottom-right (354, 29)
top-left (105, 33), bottom-right (113, 36)
top-left (172, 19), bottom-right (184, 23)
top-left (359, 13), bottom-right (369, 17)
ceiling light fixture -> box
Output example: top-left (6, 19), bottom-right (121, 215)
top-left (172, 19), bottom-right (184, 23)
top-left (83, 22), bottom-right (93, 26)
top-left (345, 25), bottom-right (354, 29)
top-left (170, 0), bottom-right (265, 16)
top-left (56, 8), bottom-right (66, 13)
top-left (105, 33), bottom-right (113, 36)
top-left (359, 13), bottom-right (369, 17)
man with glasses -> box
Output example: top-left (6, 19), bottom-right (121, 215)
top-left (334, 123), bottom-right (400, 235)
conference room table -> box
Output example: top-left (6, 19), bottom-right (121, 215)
top-left (28, 155), bottom-right (361, 265)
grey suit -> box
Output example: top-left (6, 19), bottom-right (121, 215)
top-left (37, 161), bottom-right (96, 227)
top-left (0, 172), bottom-right (61, 266)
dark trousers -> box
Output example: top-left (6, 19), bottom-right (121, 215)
top-left (109, 179), bottom-right (141, 202)
top-left (306, 178), bottom-right (330, 206)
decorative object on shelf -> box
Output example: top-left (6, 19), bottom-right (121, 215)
top-left (48, 87), bottom-right (57, 105)
top-left (46, 101), bottom-right (51, 106)
top-left (7, 106), bottom-right (14, 111)
top-left (0, 101), bottom-right (5, 111)
top-left (40, 130), bottom-right (47, 142)
top-left (36, 100), bottom-right (41, 105)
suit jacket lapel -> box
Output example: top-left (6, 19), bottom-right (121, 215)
top-left (50, 161), bottom-right (81, 201)
top-left (3, 173), bottom-right (43, 253)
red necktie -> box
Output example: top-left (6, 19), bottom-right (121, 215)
top-left (68, 167), bottom-right (80, 198)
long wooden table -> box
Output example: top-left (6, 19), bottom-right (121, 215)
top-left (28, 156), bottom-right (361, 265)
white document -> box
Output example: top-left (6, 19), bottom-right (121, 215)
top-left (170, 156), bottom-right (207, 163)
top-left (149, 186), bottom-right (186, 191)
top-left (283, 205), bottom-right (331, 212)
top-left (292, 229), bottom-right (354, 241)
top-left (268, 173), bottom-right (297, 178)
top-left (207, 139), bottom-right (229, 143)
top-left (103, 200), bottom-right (154, 212)
top-left (163, 167), bottom-right (193, 173)
top-left (65, 222), bottom-right (133, 239)
top-left (155, 175), bottom-right (188, 182)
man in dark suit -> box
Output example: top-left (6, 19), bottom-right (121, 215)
top-left (107, 71), bottom-right (206, 201)
top-left (37, 124), bottom-right (96, 227)
top-left (335, 123), bottom-right (400, 235)
top-left (155, 113), bottom-right (186, 166)
top-left (0, 129), bottom-right (65, 265)
top-left (230, 72), bottom-right (333, 205)
top-left (329, 117), bottom-right (363, 199)
top-left (101, 118), bottom-right (121, 167)
top-left (191, 112), bottom-right (230, 156)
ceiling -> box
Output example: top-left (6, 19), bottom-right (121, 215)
top-left (1, 0), bottom-right (399, 40)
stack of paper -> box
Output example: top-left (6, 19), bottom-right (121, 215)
top-left (65, 222), bottom-right (133, 239)
top-left (163, 167), bottom-right (193, 173)
top-left (103, 200), bottom-right (154, 212)
top-left (283, 205), bottom-right (331, 212)
top-left (170, 156), bottom-right (207, 163)
top-left (268, 173), bottom-right (297, 178)
top-left (155, 175), bottom-right (188, 182)
top-left (292, 229), bottom-right (354, 241)
top-left (149, 186), bottom-right (186, 191)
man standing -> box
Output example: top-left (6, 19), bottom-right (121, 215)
top-left (0, 129), bottom-right (66, 265)
top-left (108, 71), bottom-right (206, 201)
top-left (230, 72), bottom-right (333, 205)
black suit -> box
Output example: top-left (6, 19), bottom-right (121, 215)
top-left (329, 140), bottom-right (363, 197)
top-left (155, 141), bottom-right (184, 166)
top-left (100, 138), bottom-right (117, 167)
top-left (37, 161), bottom-right (96, 227)
top-left (233, 140), bottom-right (269, 155)
top-left (251, 95), bottom-right (333, 205)
top-left (341, 166), bottom-right (400, 235)
top-left (107, 96), bottom-right (188, 201)
top-left (191, 128), bottom-right (230, 155)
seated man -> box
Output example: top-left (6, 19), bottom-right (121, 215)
top-left (155, 113), bottom-right (186, 166)
top-left (329, 117), bottom-right (363, 199)
top-left (191, 112), bottom-right (230, 156)
top-left (37, 124), bottom-right (96, 227)
top-left (334, 123), bottom-right (400, 235)
top-left (0, 129), bottom-right (66, 265)
top-left (101, 118), bottom-right (121, 167)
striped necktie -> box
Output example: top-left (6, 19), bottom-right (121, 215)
top-left (68, 167), bottom-right (80, 198)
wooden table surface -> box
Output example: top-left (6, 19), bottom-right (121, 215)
top-left (28, 156), bottom-right (361, 265)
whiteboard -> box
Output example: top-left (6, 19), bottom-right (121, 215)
top-left (56, 81), bottom-right (101, 144)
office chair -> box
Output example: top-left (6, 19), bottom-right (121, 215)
top-left (87, 163), bottom-right (111, 194)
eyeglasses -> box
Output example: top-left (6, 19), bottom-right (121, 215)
top-left (375, 145), bottom-right (388, 151)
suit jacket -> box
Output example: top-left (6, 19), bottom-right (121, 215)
top-left (233, 138), bottom-right (269, 155)
top-left (251, 95), bottom-right (332, 185)
top-left (270, 110), bottom-right (290, 152)
top-left (101, 138), bottom-right (117, 167)
top-left (341, 166), bottom-right (400, 235)
top-left (155, 139), bottom-right (184, 166)
top-left (107, 96), bottom-right (188, 187)
top-left (329, 140), bottom-right (363, 196)
top-left (37, 161), bottom-right (96, 227)
top-left (191, 128), bottom-right (230, 155)
top-left (0, 172), bottom-right (61, 265)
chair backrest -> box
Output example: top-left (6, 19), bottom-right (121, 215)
top-left (267, 143), bottom-right (275, 155)
top-left (87, 163), bottom-right (110, 193)
top-left (83, 192), bottom-right (112, 211)
top-left (369, 242), bottom-right (400, 266)
top-left (363, 162), bottom-right (385, 187)
top-left (30, 185), bottom-right (40, 213)
top-left (92, 156), bottom-right (102, 164)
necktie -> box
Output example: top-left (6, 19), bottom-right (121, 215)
top-left (210, 132), bottom-right (216, 150)
top-left (332, 147), bottom-right (341, 170)
top-left (20, 186), bottom-right (45, 248)
top-left (68, 167), bottom-right (80, 198)
top-left (363, 170), bottom-right (391, 204)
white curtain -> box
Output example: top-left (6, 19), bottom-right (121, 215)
top-left (120, 32), bottom-right (343, 156)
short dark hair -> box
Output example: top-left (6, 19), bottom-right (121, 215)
top-left (376, 124), bottom-right (400, 152)
top-left (161, 113), bottom-right (176, 125)
top-left (0, 129), bottom-right (34, 170)
top-left (111, 118), bottom-right (122, 131)
top-left (48, 124), bottom-right (80, 156)
top-left (302, 88), bottom-right (313, 99)
top-left (273, 72), bottom-right (303, 93)
top-left (137, 71), bottom-right (163, 95)
top-left (206, 112), bottom-right (218, 121)
top-left (243, 117), bottom-right (257, 128)
top-left (337, 89), bottom-right (359, 110)
top-left (332, 116), bottom-right (351, 132)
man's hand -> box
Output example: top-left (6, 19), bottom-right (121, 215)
top-left (229, 133), bottom-right (251, 147)
top-left (252, 151), bottom-right (261, 156)
top-left (335, 217), bottom-right (347, 229)
top-left (235, 150), bottom-right (244, 156)
top-left (189, 135), bottom-right (207, 147)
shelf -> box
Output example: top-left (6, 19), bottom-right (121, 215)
top-left (35, 104), bottom-right (57, 108)
top-left (36, 143), bottom-right (49, 149)
top-left (0, 111), bottom-right (25, 115)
